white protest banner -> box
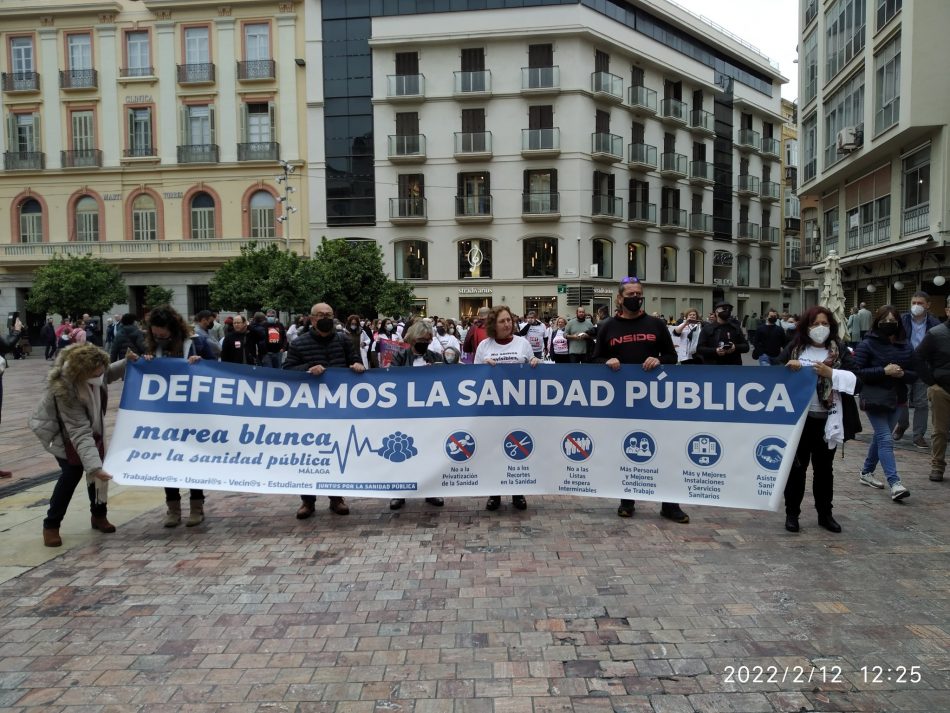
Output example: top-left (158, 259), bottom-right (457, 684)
top-left (106, 360), bottom-right (815, 511)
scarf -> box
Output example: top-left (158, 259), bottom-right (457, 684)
top-left (791, 339), bottom-right (841, 410)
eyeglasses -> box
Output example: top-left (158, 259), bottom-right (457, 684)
top-left (312, 312), bottom-right (333, 318)
top-left (620, 276), bottom-right (641, 285)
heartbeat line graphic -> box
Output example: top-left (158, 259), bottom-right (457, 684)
top-left (320, 426), bottom-right (378, 473)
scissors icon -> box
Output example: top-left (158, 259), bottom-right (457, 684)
top-left (505, 434), bottom-right (532, 458)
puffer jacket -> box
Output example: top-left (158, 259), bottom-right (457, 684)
top-left (390, 346), bottom-right (443, 367)
top-left (283, 329), bottom-right (358, 371)
top-left (29, 344), bottom-right (126, 476)
top-left (852, 330), bottom-right (916, 404)
top-left (915, 321), bottom-right (950, 392)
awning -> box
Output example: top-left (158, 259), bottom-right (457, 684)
top-left (838, 235), bottom-right (938, 266)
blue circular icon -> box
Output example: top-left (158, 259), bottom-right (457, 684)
top-left (687, 434), bottom-right (722, 467)
top-left (503, 430), bottom-right (534, 461)
top-left (562, 431), bottom-right (593, 462)
top-left (754, 437), bottom-right (786, 471)
top-left (445, 431), bottom-right (476, 462)
top-left (623, 431), bottom-right (656, 464)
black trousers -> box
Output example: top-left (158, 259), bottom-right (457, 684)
top-left (301, 495), bottom-right (343, 504)
top-left (784, 416), bottom-right (835, 517)
top-left (165, 488), bottom-right (204, 502)
top-left (44, 457), bottom-right (106, 529)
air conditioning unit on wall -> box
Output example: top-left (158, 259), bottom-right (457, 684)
top-left (836, 126), bottom-right (862, 152)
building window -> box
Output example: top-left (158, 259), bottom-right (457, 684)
top-left (131, 194), bottom-right (157, 241)
top-left (824, 205), bottom-right (840, 251)
top-left (457, 172), bottom-right (491, 217)
top-left (67, 33), bottom-right (92, 71)
top-left (737, 255), bottom-right (750, 287)
top-left (660, 246), bottom-right (677, 282)
top-left (627, 242), bottom-right (646, 281)
top-left (524, 169), bottom-right (557, 213)
top-left (11, 112), bottom-right (40, 152)
top-left (759, 258), bottom-right (772, 289)
top-left (458, 239), bottom-right (492, 279)
top-left (10, 36), bottom-right (34, 74)
top-left (190, 192), bottom-right (216, 240)
top-left (825, 0), bottom-right (866, 79)
top-left (689, 249), bottom-right (704, 284)
top-left (592, 238), bottom-right (612, 279)
top-left (244, 102), bottom-right (274, 143)
top-left (19, 198), bottom-right (42, 243)
top-left (784, 188), bottom-right (801, 219)
top-left (183, 105), bottom-right (214, 145)
top-left (70, 110), bottom-right (95, 153)
top-left (802, 113), bottom-right (817, 182)
top-left (874, 36), bottom-right (900, 135)
top-left (245, 23), bottom-right (270, 60)
top-left (184, 26), bottom-right (210, 65)
top-left (785, 139), bottom-right (799, 168)
top-left (876, 0), bottom-right (902, 29)
top-left (823, 72), bottom-right (864, 169)
top-left (523, 237), bottom-right (557, 278)
top-left (127, 107), bottom-right (154, 156)
top-left (801, 31), bottom-right (818, 104)
top-left (249, 190), bottom-right (276, 238)
top-left (395, 240), bottom-right (428, 280)
top-left (75, 196), bottom-right (99, 242)
top-left (902, 147), bottom-right (929, 234)
top-left (125, 31), bottom-right (151, 76)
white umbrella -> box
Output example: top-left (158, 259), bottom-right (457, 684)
top-left (819, 250), bottom-right (848, 341)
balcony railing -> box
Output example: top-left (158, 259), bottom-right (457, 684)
top-left (387, 74), bottom-right (424, 98)
top-left (60, 69), bottom-right (98, 89)
top-left (123, 146), bottom-right (157, 158)
top-left (177, 144), bottom-right (219, 163)
top-left (761, 226), bottom-right (780, 244)
top-left (3, 151), bottom-right (44, 170)
top-left (591, 132), bottom-right (623, 161)
top-left (737, 222), bottom-right (760, 241)
top-left (456, 195), bottom-right (492, 218)
top-left (737, 174), bottom-right (760, 195)
top-left (660, 207), bottom-right (687, 229)
top-left (875, 217), bottom-right (890, 243)
top-left (761, 136), bottom-right (781, 157)
top-left (454, 70), bottom-right (491, 94)
top-left (592, 194), bottom-right (623, 219)
top-left (660, 98), bottom-right (687, 123)
top-left (389, 197), bottom-right (427, 221)
top-left (805, 0), bottom-right (818, 25)
top-left (61, 149), bottom-right (102, 168)
top-left (689, 109), bottom-right (715, 133)
top-left (627, 201), bottom-right (656, 224)
top-left (522, 128), bottom-right (560, 153)
top-left (237, 142), bottom-right (279, 161)
top-left (627, 143), bottom-right (657, 171)
top-left (522, 192), bottom-right (560, 215)
top-left (454, 131), bottom-right (492, 156)
top-left (2, 71), bottom-right (40, 91)
top-left (387, 134), bottom-right (426, 160)
top-left (760, 181), bottom-right (780, 200)
top-left (177, 63), bottom-right (215, 84)
top-left (688, 160), bottom-right (715, 184)
top-left (237, 59), bottom-right (276, 80)
top-left (591, 71), bottom-right (623, 101)
top-left (846, 228), bottom-right (860, 252)
top-left (903, 205), bottom-right (929, 235)
top-left (521, 65), bottom-right (559, 91)
top-left (1, 237), bottom-right (306, 264)
top-left (659, 152), bottom-right (687, 177)
top-left (737, 128), bottom-right (760, 150)
top-left (689, 213), bottom-right (713, 234)
top-left (119, 66), bottom-right (154, 78)
top-left (627, 85), bottom-right (657, 114)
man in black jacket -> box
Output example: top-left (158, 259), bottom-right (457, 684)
top-left (697, 301), bottom-right (750, 366)
top-left (752, 309), bottom-right (787, 366)
top-left (592, 278), bottom-right (689, 524)
top-left (219, 314), bottom-right (260, 366)
top-left (914, 295), bottom-right (950, 482)
top-left (284, 302), bottom-right (366, 518)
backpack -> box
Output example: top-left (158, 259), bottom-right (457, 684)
top-left (267, 326), bottom-right (281, 345)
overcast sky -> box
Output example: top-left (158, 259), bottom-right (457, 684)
top-left (667, 0), bottom-right (799, 101)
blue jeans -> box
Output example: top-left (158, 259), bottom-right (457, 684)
top-left (261, 351), bottom-right (282, 369)
top-left (862, 408), bottom-right (900, 486)
top-left (758, 354), bottom-right (772, 366)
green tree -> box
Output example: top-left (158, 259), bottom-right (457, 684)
top-left (376, 280), bottom-right (415, 318)
top-left (144, 285), bottom-right (174, 309)
top-left (27, 254), bottom-right (126, 319)
top-left (208, 242), bottom-right (286, 313)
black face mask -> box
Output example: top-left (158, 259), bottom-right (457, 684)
top-left (622, 297), bottom-right (643, 313)
top-left (878, 322), bottom-right (898, 336)
top-left (717, 310), bottom-right (732, 321)
top-left (768, 317), bottom-right (777, 324)
top-left (436, 326), bottom-right (446, 336)
top-left (413, 341), bottom-right (429, 355)
top-left (315, 318), bottom-right (334, 333)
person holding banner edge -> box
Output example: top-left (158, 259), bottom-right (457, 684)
top-left (475, 305), bottom-right (540, 511)
top-left (284, 302), bottom-right (366, 519)
top-left (593, 277), bottom-right (689, 524)
top-left (777, 306), bottom-right (860, 534)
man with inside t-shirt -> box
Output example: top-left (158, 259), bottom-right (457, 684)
top-left (592, 277), bottom-right (689, 524)
top-left (517, 310), bottom-right (548, 360)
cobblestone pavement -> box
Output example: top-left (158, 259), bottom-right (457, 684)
top-left (0, 355), bottom-right (948, 712)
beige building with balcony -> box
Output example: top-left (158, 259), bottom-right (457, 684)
top-left (797, 0), bottom-right (950, 312)
top-left (0, 0), bottom-right (307, 335)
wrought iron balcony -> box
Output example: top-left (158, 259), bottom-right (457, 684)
top-left (61, 149), bottom-right (102, 168)
top-left (60, 69), bottom-right (98, 89)
top-left (177, 144), bottom-right (219, 164)
top-left (237, 142), bottom-right (279, 161)
top-left (3, 151), bottom-right (44, 170)
top-left (177, 63), bottom-right (215, 84)
top-left (2, 71), bottom-right (40, 92)
top-left (237, 60), bottom-right (276, 80)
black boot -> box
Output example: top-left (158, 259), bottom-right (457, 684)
top-left (784, 514), bottom-right (800, 532)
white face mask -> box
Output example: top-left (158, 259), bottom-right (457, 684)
top-left (87, 374), bottom-right (105, 388)
top-left (910, 304), bottom-right (926, 317)
top-left (809, 325), bottom-right (831, 345)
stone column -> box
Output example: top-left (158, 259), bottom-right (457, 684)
top-left (39, 28), bottom-right (61, 169)
top-left (215, 17), bottom-right (237, 163)
top-left (276, 13), bottom-right (299, 160)
top-left (155, 21), bottom-right (177, 164)
top-left (96, 23), bottom-right (120, 166)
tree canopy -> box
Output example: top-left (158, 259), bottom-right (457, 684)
top-left (26, 254), bottom-right (126, 319)
top-left (144, 285), bottom-right (174, 310)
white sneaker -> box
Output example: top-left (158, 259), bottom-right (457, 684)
top-left (859, 471), bottom-right (885, 489)
top-left (890, 481), bottom-right (910, 501)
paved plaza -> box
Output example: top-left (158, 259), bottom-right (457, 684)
top-left (0, 355), bottom-right (947, 712)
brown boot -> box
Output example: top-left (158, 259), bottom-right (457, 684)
top-left (43, 528), bottom-right (62, 547)
top-left (164, 501), bottom-right (182, 528)
top-left (91, 514), bottom-right (116, 533)
top-left (185, 499), bottom-right (204, 527)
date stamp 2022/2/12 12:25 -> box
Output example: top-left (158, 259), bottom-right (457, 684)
top-left (722, 664), bottom-right (924, 685)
